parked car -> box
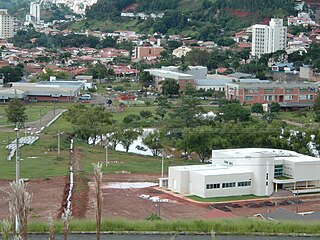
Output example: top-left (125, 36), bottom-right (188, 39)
top-left (79, 93), bottom-right (92, 101)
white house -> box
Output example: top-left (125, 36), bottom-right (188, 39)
top-left (168, 148), bottom-right (320, 198)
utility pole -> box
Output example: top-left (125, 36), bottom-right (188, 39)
top-left (39, 109), bottom-right (42, 128)
top-left (161, 148), bottom-right (164, 178)
top-left (105, 138), bottom-right (108, 167)
top-left (58, 130), bottom-right (60, 155)
top-left (14, 124), bottom-right (20, 233)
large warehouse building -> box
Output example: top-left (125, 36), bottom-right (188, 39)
top-left (168, 148), bottom-right (320, 198)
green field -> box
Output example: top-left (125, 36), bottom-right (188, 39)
top-left (21, 218), bottom-right (320, 235)
top-left (0, 112), bottom-right (198, 180)
top-left (0, 102), bottom-right (72, 126)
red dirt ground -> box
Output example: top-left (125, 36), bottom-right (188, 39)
top-left (224, 8), bottom-right (253, 17)
top-left (1, 174), bottom-right (320, 222)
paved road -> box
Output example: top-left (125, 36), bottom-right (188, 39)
top-left (26, 108), bottom-right (67, 132)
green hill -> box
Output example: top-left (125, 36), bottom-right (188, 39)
top-left (72, 0), bottom-right (296, 39)
top-left (0, 0), bottom-right (31, 18)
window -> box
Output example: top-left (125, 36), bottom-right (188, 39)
top-left (284, 95), bottom-right (294, 101)
top-left (266, 173), bottom-right (269, 180)
top-left (286, 88), bottom-right (294, 93)
top-left (299, 95), bottom-right (307, 100)
top-left (264, 88), bottom-right (274, 93)
top-left (264, 95), bottom-right (273, 101)
top-left (222, 182), bottom-right (236, 188)
top-left (206, 183), bottom-right (220, 189)
top-left (266, 181), bottom-right (269, 186)
top-left (238, 181), bottom-right (251, 187)
top-left (274, 164), bottom-right (283, 177)
top-left (244, 96), bottom-right (253, 101)
top-left (307, 95), bottom-right (314, 100)
top-left (300, 88), bottom-right (308, 92)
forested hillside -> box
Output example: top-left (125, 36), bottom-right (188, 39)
top-left (83, 0), bottom-right (297, 38)
top-left (0, 0), bottom-right (31, 18)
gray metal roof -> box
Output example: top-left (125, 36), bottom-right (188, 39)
top-left (196, 79), bottom-right (232, 86)
top-left (227, 82), bottom-right (319, 88)
top-left (38, 81), bottom-right (85, 90)
top-left (279, 102), bottom-right (314, 107)
top-left (146, 69), bottom-right (194, 80)
top-left (10, 83), bottom-right (80, 97)
top-left (228, 72), bottom-right (254, 78)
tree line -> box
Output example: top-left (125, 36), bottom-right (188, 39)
top-left (63, 96), bottom-right (320, 162)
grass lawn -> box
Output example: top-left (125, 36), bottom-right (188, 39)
top-left (0, 113), bottom-right (199, 180)
top-left (187, 195), bottom-right (265, 202)
top-left (275, 111), bottom-right (315, 124)
top-left (25, 218), bottom-right (320, 234)
top-left (0, 102), bottom-right (72, 126)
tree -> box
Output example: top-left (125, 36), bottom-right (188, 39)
top-left (38, 68), bottom-right (70, 81)
top-left (142, 131), bottom-right (163, 156)
top-left (251, 103), bottom-right (264, 114)
top-left (270, 102), bottom-right (280, 113)
top-left (219, 103), bottom-right (251, 122)
top-left (109, 126), bottom-right (123, 150)
top-left (162, 78), bottom-right (179, 96)
top-left (170, 96), bottom-right (205, 128)
top-left (155, 96), bottom-right (171, 121)
top-left (315, 94), bottom-right (320, 122)
top-left (139, 110), bottom-right (153, 120)
top-left (183, 83), bottom-right (196, 96)
top-left (119, 128), bottom-right (142, 152)
top-left (139, 71), bottom-right (154, 90)
top-left (182, 126), bottom-right (213, 162)
top-left (185, 49), bottom-right (211, 66)
top-left (65, 105), bottom-right (113, 144)
top-left (5, 98), bottom-right (28, 127)
top-left (86, 63), bottom-right (108, 80)
top-left (123, 114), bottom-right (141, 125)
top-left (0, 66), bottom-right (24, 83)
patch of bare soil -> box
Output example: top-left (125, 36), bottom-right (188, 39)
top-left (2, 173), bottom-right (320, 222)
top-left (0, 177), bottom-right (66, 222)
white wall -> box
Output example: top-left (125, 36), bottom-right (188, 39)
top-left (203, 172), bottom-right (253, 198)
top-left (168, 167), bottom-right (189, 194)
top-left (291, 161), bottom-right (320, 182)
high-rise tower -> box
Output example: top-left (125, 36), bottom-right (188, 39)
top-left (252, 18), bottom-right (287, 58)
top-left (0, 9), bottom-right (13, 39)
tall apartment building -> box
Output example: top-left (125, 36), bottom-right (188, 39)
top-left (0, 9), bottom-right (13, 39)
top-left (29, 2), bottom-right (41, 23)
top-left (252, 18), bottom-right (287, 58)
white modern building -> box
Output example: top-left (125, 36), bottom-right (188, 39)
top-left (0, 9), bottom-right (13, 39)
top-left (26, 2), bottom-right (41, 24)
top-left (252, 19), bottom-right (287, 58)
top-left (168, 148), bottom-right (320, 198)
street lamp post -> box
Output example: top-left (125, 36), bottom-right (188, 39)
top-left (14, 124), bottom-right (20, 183)
top-left (14, 124), bottom-right (20, 233)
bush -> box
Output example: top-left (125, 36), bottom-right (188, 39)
top-left (145, 213), bottom-right (161, 221)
